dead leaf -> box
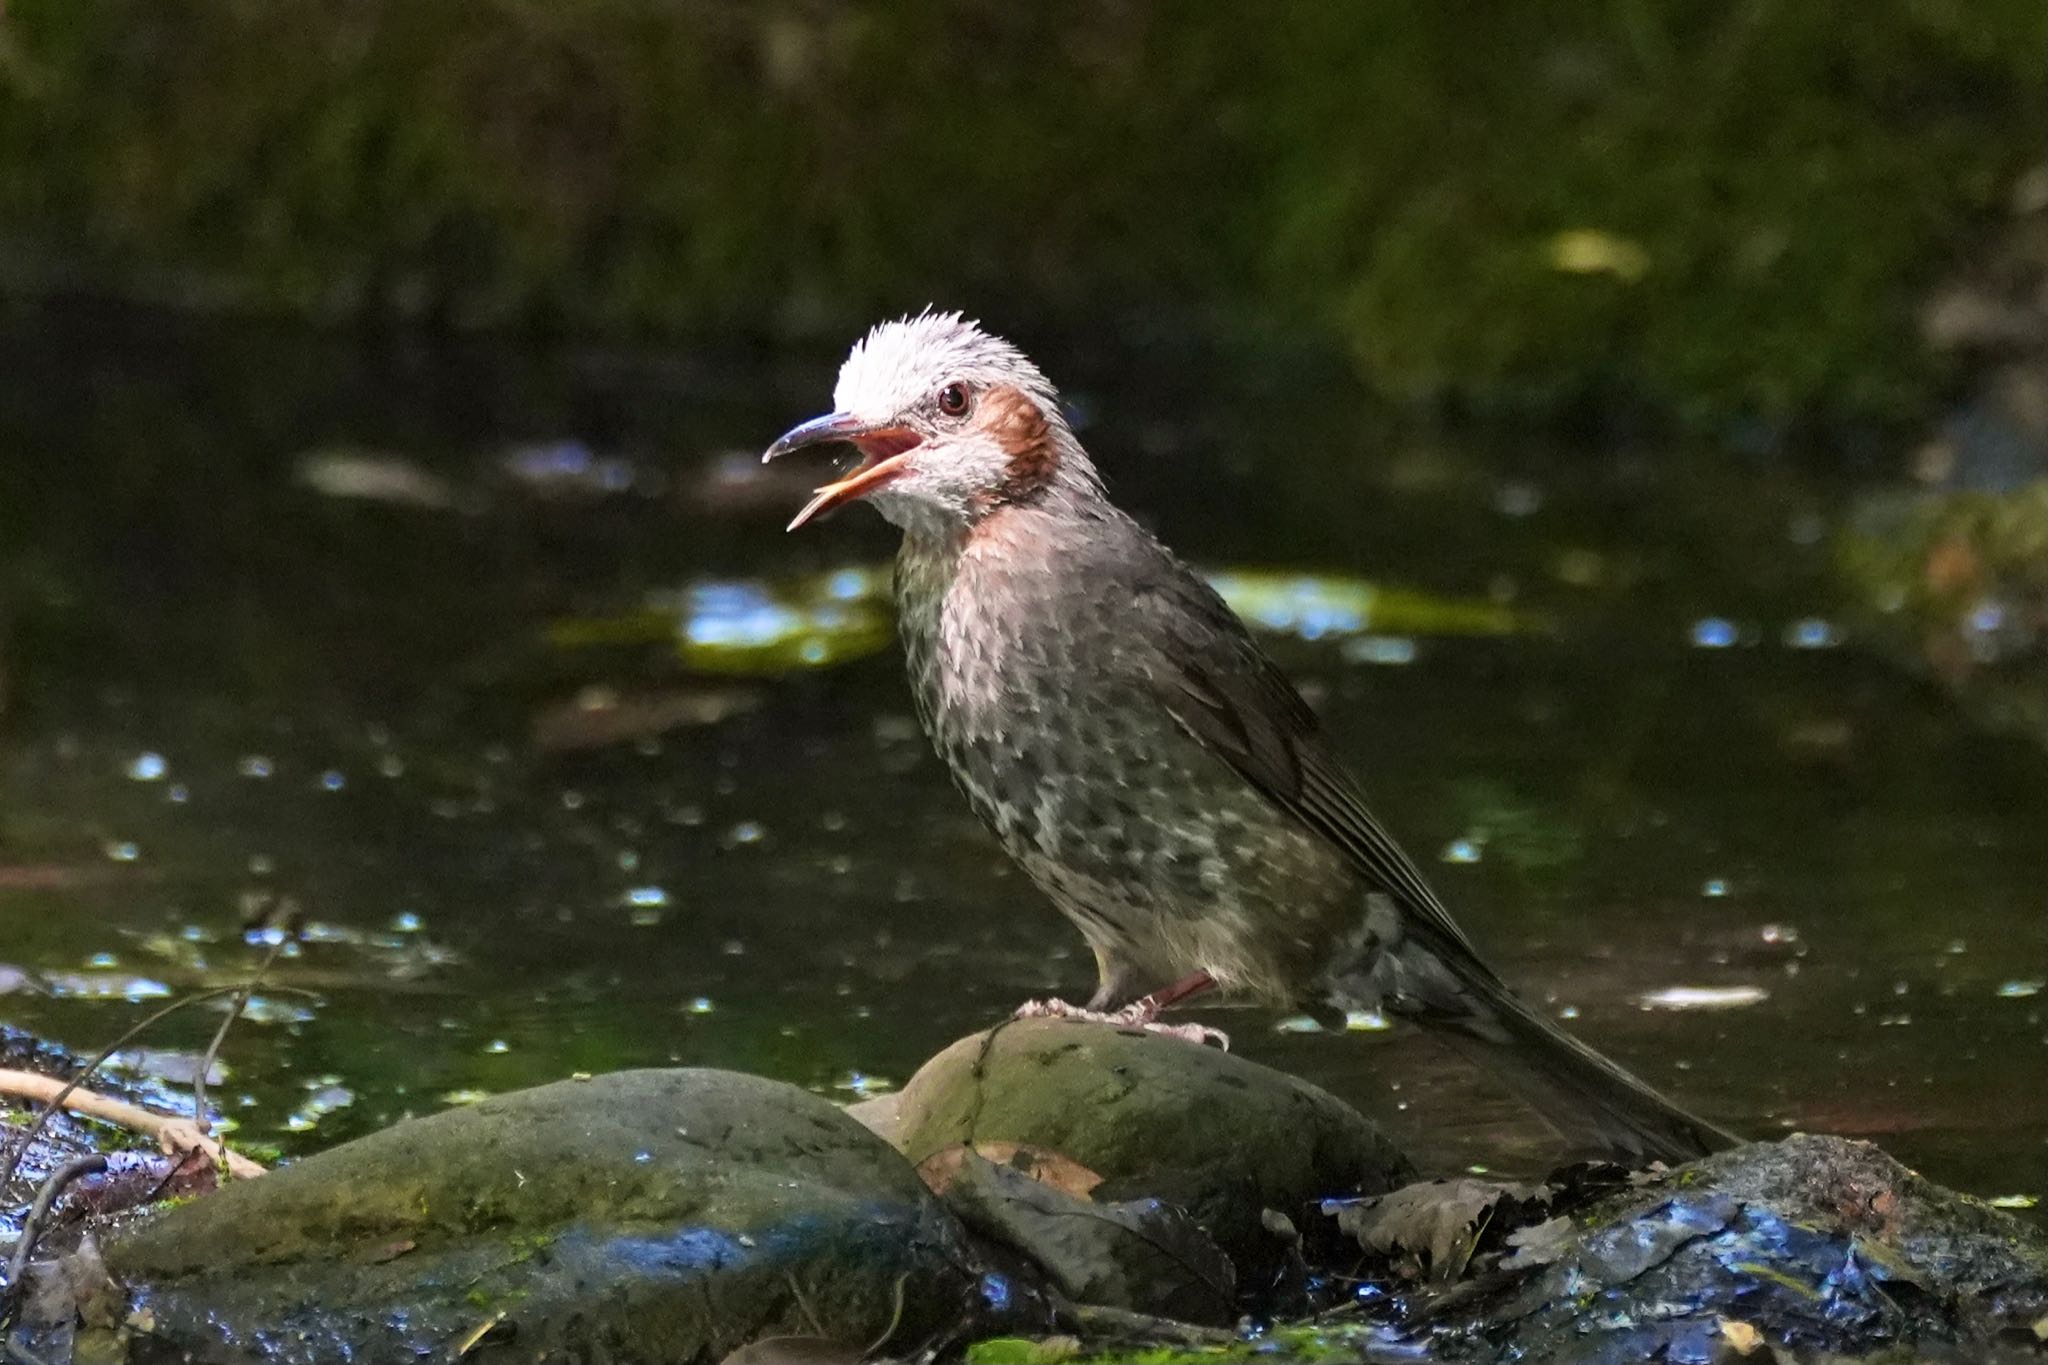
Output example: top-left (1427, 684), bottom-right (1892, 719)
top-left (1260, 1208), bottom-right (1300, 1243)
top-left (154, 1118), bottom-right (268, 1180)
top-left (916, 1142), bottom-right (1103, 1202)
top-left (1500, 1214), bottom-right (1575, 1271)
top-left (974, 1142), bottom-right (1104, 1200)
top-left (24, 1234), bottom-right (124, 1330)
top-left (1718, 1318), bottom-right (1765, 1355)
top-left (1326, 1178), bottom-right (1548, 1283)
top-left (361, 1238), bottom-right (416, 1264)
top-left (66, 1149), bottom-right (219, 1217)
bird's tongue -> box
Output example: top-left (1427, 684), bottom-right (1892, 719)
top-left (785, 435), bottom-right (920, 532)
top-left (854, 430), bottom-right (922, 461)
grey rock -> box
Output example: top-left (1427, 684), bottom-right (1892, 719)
top-left (962, 1134), bottom-right (2048, 1362)
top-left (925, 1148), bottom-right (1235, 1325)
top-left (875, 1019), bottom-right (1413, 1286)
top-left (105, 1069), bottom-right (991, 1364)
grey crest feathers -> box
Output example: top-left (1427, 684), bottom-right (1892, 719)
top-left (834, 309), bottom-right (1062, 425)
top-left (823, 309), bottom-right (1102, 534)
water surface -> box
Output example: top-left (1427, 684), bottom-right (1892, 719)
top-left (2, 307), bottom-right (2042, 1214)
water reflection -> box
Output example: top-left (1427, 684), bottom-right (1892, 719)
top-left (546, 565), bottom-right (1524, 678)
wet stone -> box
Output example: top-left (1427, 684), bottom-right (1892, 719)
top-left (859, 1018), bottom-right (1415, 1297)
top-left (922, 1147), bottom-right (1236, 1326)
top-left (1445, 1134), bottom-right (2048, 1363)
top-left (103, 1069), bottom-right (992, 1364)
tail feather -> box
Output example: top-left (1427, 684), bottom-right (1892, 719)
top-left (1328, 908), bottom-right (1738, 1163)
top-left (1445, 979), bottom-right (1738, 1165)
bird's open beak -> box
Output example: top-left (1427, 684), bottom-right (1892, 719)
top-left (761, 412), bottom-right (921, 532)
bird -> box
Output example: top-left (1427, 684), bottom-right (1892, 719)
top-left (763, 310), bottom-right (1737, 1164)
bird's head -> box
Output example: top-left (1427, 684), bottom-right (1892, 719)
top-left (763, 311), bottom-right (1093, 534)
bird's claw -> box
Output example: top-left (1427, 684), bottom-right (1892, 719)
top-left (1137, 1020), bottom-right (1231, 1049)
top-left (1011, 997), bottom-right (1229, 1049)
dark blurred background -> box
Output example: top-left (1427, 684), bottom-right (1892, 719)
top-left (1, 1), bottom-right (2043, 430)
top-left (1, 3), bottom-right (2046, 1205)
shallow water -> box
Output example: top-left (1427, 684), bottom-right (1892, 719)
top-left (1, 307), bottom-right (2042, 1215)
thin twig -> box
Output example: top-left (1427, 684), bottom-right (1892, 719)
top-left (192, 932), bottom-right (293, 1144)
top-left (864, 1273), bottom-right (908, 1357)
top-left (783, 1270), bottom-right (824, 1337)
top-left (451, 1310), bottom-right (507, 1358)
top-left (0, 985), bottom-right (315, 1195)
top-left (0, 1154), bottom-right (108, 1325)
top-left (1063, 1302), bottom-right (1238, 1349)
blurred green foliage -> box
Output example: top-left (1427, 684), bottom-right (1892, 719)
top-left (1836, 480), bottom-right (2048, 750)
top-left (1, 1), bottom-right (2041, 425)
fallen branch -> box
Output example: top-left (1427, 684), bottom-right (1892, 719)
top-left (0, 1070), bottom-right (265, 1182)
top-left (0, 982), bottom-right (316, 1195)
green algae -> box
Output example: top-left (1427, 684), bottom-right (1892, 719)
top-left (966, 1335), bottom-right (1082, 1364)
top-left (545, 566), bottom-right (1532, 683)
top-left (547, 570), bottom-right (895, 675)
top-left (965, 1323), bottom-right (1370, 1365)
top-left (1205, 572), bottom-right (1532, 641)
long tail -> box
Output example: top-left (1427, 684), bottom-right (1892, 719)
top-left (1459, 983), bottom-right (1736, 1163)
top-left (1387, 942), bottom-right (1739, 1165)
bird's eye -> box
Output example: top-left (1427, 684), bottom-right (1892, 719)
top-left (936, 382), bottom-right (970, 417)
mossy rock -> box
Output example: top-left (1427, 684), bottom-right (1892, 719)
top-left (872, 1020), bottom-right (1413, 1284)
top-left (106, 1069), bottom-right (988, 1364)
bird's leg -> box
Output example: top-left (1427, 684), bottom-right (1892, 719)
top-left (1013, 972), bottom-right (1228, 1049)
top-left (1110, 971), bottom-right (1228, 1048)
top-left (1122, 970), bottom-right (1218, 1015)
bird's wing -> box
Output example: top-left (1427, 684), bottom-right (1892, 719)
top-left (1127, 548), bottom-right (1482, 960)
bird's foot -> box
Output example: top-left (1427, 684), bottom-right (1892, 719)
top-left (1011, 997), bottom-right (1229, 1049)
top-left (1011, 996), bottom-right (1120, 1025)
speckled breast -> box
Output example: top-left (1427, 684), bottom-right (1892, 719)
top-left (891, 527), bottom-right (1359, 997)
